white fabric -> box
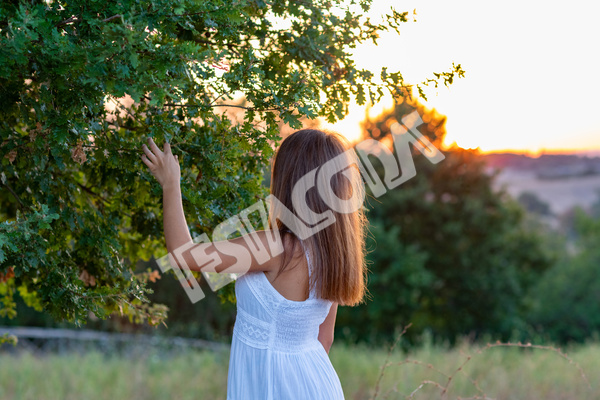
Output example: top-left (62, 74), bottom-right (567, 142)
top-left (226, 241), bottom-right (345, 399)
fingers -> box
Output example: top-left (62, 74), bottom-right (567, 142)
top-left (141, 154), bottom-right (154, 169)
top-left (142, 144), bottom-right (157, 163)
top-left (142, 138), bottom-right (177, 167)
top-left (147, 137), bottom-right (162, 155)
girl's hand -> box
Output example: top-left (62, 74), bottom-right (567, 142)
top-left (141, 138), bottom-right (180, 189)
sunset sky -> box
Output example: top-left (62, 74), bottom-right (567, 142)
top-left (323, 0), bottom-right (600, 155)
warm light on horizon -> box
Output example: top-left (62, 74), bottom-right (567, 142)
top-left (323, 101), bottom-right (600, 156)
top-left (322, 0), bottom-right (600, 156)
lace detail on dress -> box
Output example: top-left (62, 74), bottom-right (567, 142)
top-left (235, 305), bottom-right (271, 349)
top-left (232, 228), bottom-right (332, 352)
top-left (228, 229), bottom-right (345, 399)
top-left (239, 272), bottom-right (331, 351)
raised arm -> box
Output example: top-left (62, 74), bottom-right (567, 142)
top-left (141, 138), bottom-right (192, 254)
top-left (141, 138), bottom-right (281, 275)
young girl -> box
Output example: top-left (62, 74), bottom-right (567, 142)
top-left (141, 129), bottom-right (367, 399)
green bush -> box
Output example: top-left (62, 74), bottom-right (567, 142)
top-left (527, 208), bottom-right (600, 343)
top-left (0, 0), bottom-right (463, 326)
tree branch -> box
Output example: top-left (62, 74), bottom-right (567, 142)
top-left (56, 15), bottom-right (79, 28)
top-left (163, 11), bottom-right (208, 18)
top-left (76, 182), bottom-right (110, 205)
top-left (1, 181), bottom-right (29, 211)
top-left (162, 102), bottom-right (283, 112)
top-left (102, 14), bottom-right (123, 23)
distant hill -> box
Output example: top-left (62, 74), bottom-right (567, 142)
top-left (479, 152), bottom-right (600, 179)
top-left (474, 151), bottom-right (600, 217)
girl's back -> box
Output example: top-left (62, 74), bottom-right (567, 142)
top-left (142, 128), bottom-right (365, 399)
top-left (227, 231), bottom-right (345, 400)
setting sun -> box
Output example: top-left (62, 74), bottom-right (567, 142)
top-left (322, 0), bottom-right (600, 155)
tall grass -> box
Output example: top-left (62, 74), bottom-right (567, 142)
top-left (0, 339), bottom-right (598, 399)
top-left (332, 339), bottom-right (598, 399)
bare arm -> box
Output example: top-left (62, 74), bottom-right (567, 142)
top-left (141, 138), bottom-right (192, 254)
top-left (318, 303), bottom-right (338, 354)
top-left (141, 138), bottom-right (281, 274)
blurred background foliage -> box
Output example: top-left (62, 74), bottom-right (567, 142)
top-left (1, 0), bottom-right (598, 350)
top-left (337, 97), bottom-right (559, 345)
top-left (4, 92), bottom-right (600, 349)
top-left (1, 0), bottom-right (465, 331)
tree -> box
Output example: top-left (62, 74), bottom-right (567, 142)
top-left (526, 207), bottom-right (600, 343)
top-left (0, 0), bottom-right (464, 329)
top-left (517, 191), bottom-right (552, 217)
top-left (336, 96), bottom-right (555, 344)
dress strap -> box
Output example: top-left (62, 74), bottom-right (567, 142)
top-left (303, 245), bottom-right (313, 279)
top-left (298, 239), bottom-right (316, 299)
top-left (283, 228), bottom-right (315, 297)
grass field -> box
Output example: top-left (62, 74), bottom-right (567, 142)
top-left (1, 339), bottom-right (598, 399)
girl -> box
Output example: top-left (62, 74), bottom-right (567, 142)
top-left (141, 129), bottom-right (368, 399)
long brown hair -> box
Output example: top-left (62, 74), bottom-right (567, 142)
top-left (268, 129), bottom-right (367, 306)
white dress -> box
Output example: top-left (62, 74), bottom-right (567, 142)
top-left (226, 242), bottom-right (345, 399)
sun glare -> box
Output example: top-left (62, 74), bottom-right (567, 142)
top-left (324, 0), bottom-right (600, 155)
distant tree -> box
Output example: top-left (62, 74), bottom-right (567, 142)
top-left (0, 0), bottom-right (465, 330)
top-left (517, 191), bottom-right (552, 217)
top-left (336, 96), bottom-right (555, 344)
top-left (526, 207), bottom-right (600, 343)
top-left (557, 207), bottom-right (582, 243)
top-left (590, 189), bottom-right (600, 219)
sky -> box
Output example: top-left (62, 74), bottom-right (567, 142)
top-left (322, 0), bottom-right (600, 155)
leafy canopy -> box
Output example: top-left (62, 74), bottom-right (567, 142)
top-left (0, 0), bottom-right (464, 327)
top-left (336, 98), bottom-right (554, 344)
